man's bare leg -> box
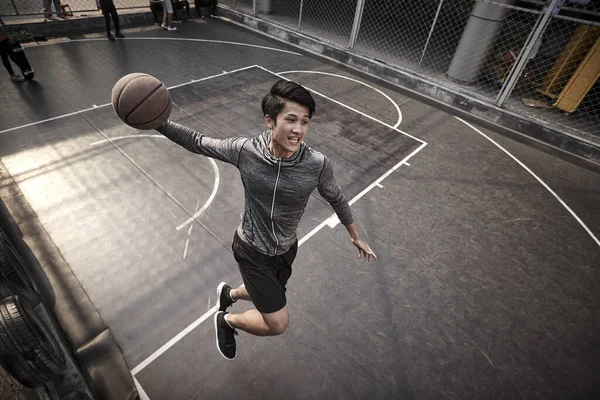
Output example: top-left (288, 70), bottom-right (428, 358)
top-left (230, 285), bottom-right (251, 301)
top-left (227, 306), bottom-right (289, 336)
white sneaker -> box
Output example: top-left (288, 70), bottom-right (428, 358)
top-left (161, 23), bottom-right (168, 29)
top-left (167, 25), bottom-right (177, 31)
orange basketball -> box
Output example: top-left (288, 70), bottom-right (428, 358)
top-left (111, 73), bottom-right (171, 130)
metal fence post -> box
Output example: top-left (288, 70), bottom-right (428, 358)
top-left (253, 0), bottom-right (257, 18)
top-left (495, 0), bottom-right (560, 107)
top-left (10, 0), bottom-right (20, 15)
top-left (349, 0), bottom-right (367, 49)
top-left (298, 0), bottom-right (304, 30)
top-left (417, 0), bottom-right (445, 73)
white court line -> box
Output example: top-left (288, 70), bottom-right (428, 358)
top-left (176, 158), bottom-right (220, 231)
top-left (90, 134), bottom-right (166, 146)
top-left (90, 134), bottom-right (221, 233)
top-left (183, 238), bottom-right (190, 260)
top-left (183, 200), bottom-right (200, 260)
top-left (133, 376), bottom-right (150, 400)
top-left (131, 306), bottom-right (217, 376)
top-left (0, 65), bottom-right (259, 136)
top-left (30, 37), bottom-right (303, 56)
top-left (256, 65), bottom-right (425, 145)
top-left (456, 117), bottom-right (600, 248)
top-left (277, 70), bottom-right (403, 128)
top-left (322, 143), bottom-right (426, 229)
top-left (376, 183), bottom-right (384, 188)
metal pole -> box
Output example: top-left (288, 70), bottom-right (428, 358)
top-left (10, 0), bottom-right (20, 15)
top-left (298, 0), bottom-right (304, 31)
top-left (349, 0), bottom-right (367, 49)
top-left (495, 0), bottom-right (561, 106)
top-left (253, 0), bottom-right (257, 17)
top-left (417, 0), bottom-right (446, 72)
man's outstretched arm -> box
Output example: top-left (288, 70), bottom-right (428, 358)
top-left (317, 157), bottom-right (377, 262)
top-left (157, 120), bottom-right (247, 166)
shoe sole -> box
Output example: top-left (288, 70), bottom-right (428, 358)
top-left (214, 312), bottom-right (236, 360)
top-left (216, 281), bottom-right (227, 312)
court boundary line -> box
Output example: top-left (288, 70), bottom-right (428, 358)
top-left (256, 65), bottom-right (425, 145)
top-left (130, 65), bottom-right (427, 381)
top-left (277, 70), bottom-right (403, 129)
top-left (456, 117), bottom-right (600, 248)
top-left (90, 135), bottom-right (221, 235)
top-left (29, 37), bottom-right (303, 56)
top-left (0, 65), bottom-right (260, 136)
top-left (132, 375), bottom-right (151, 400)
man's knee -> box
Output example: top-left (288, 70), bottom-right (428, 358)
top-left (262, 307), bottom-right (289, 336)
top-left (267, 319), bottom-right (288, 335)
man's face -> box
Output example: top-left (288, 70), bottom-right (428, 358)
top-left (265, 101), bottom-right (310, 159)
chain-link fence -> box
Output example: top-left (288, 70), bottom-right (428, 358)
top-left (504, 15), bottom-right (600, 136)
top-left (220, 0), bottom-right (253, 16)
top-left (1, 0), bottom-right (149, 16)
top-left (217, 0), bottom-right (600, 139)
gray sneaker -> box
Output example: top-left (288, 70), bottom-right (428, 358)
top-left (11, 75), bottom-right (25, 82)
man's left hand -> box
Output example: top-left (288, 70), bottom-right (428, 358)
top-left (351, 238), bottom-right (377, 262)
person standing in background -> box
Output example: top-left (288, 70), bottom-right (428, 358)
top-left (99, 0), bottom-right (125, 40)
top-left (42, 0), bottom-right (63, 21)
top-left (210, 0), bottom-right (219, 18)
top-left (160, 0), bottom-right (177, 30)
top-left (0, 17), bottom-right (25, 82)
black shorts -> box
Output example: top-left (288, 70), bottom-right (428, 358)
top-left (232, 231), bottom-right (297, 314)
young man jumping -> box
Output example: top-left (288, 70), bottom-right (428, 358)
top-left (156, 79), bottom-right (376, 360)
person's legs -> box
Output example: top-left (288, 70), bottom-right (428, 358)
top-left (230, 284), bottom-right (251, 301)
top-left (183, 0), bottom-right (192, 18)
top-left (214, 232), bottom-right (296, 359)
top-left (100, 4), bottom-right (113, 38)
top-left (52, 0), bottom-right (62, 18)
top-left (227, 306), bottom-right (289, 336)
top-left (0, 40), bottom-right (24, 81)
top-left (210, 0), bottom-right (218, 17)
top-left (161, 0), bottom-right (176, 29)
top-left (0, 41), bottom-right (15, 76)
top-left (224, 233), bottom-right (296, 336)
top-left (109, 5), bottom-right (123, 36)
top-left (172, 2), bottom-right (182, 22)
top-left (150, 2), bottom-right (162, 24)
top-left (42, 0), bottom-right (52, 19)
top-left (193, 0), bottom-right (205, 19)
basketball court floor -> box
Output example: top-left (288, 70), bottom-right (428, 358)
top-left (0, 19), bottom-right (599, 399)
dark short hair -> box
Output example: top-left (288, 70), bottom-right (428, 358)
top-left (261, 79), bottom-right (315, 123)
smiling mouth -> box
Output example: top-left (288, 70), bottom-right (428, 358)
top-left (288, 137), bottom-right (301, 145)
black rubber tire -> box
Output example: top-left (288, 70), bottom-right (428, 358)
top-left (0, 231), bottom-right (40, 307)
top-left (0, 295), bottom-right (66, 388)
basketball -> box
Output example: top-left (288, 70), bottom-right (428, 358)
top-left (111, 73), bottom-right (172, 130)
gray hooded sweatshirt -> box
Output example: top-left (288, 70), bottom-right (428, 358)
top-left (158, 120), bottom-right (353, 256)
